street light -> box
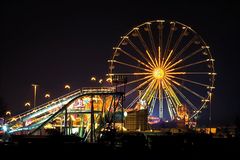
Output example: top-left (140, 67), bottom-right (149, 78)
top-left (24, 102), bottom-right (31, 107)
top-left (32, 84), bottom-right (39, 108)
top-left (91, 76), bottom-right (105, 86)
top-left (64, 84), bottom-right (71, 91)
top-left (124, 111), bottom-right (128, 117)
top-left (45, 93), bottom-right (51, 99)
top-left (5, 111), bottom-right (11, 122)
top-left (91, 77), bottom-right (96, 81)
top-left (106, 77), bottom-right (112, 83)
top-left (5, 111), bottom-right (11, 116)
top-left (98, 79), bottom-right (103, 84)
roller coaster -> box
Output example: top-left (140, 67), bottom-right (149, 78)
top-left (3, 87), bottom-right (124, 142)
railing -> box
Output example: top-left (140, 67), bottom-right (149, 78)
top-left (82, 87), bottom-right (115, 94)
top-left (6, 89), bottom-right (82, 123)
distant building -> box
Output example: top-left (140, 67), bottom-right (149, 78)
top-left (124, 109), bottom-right (148, 131)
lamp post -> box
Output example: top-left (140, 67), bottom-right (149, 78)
top-left (106, 77), bottom-right (112, 84)
top-left (98, 79), bottom-right (103, 84)
top-left (91, 77), bottom-right (96, 81)
top-left (24, 102), bottom-right (31, 108)
top-left (32, 84), bottom-right (38, 108)
top-left (208, 91), bottom-right (212, 134)
top-left (45, 93), bottom-right (51, 99)
top-left (5, 111), bottom-right (11, 121)
top-left (64, 84), bottom-right (71, 92)
top-left (91, 76), bottom-right (100, 87)
top-left (5, 111), bottom-right (11, 116)
top-left (91, 76), bottom-right (106, 86)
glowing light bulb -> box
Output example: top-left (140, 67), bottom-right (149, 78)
top-left (153, 68), bottom-right (165, 79)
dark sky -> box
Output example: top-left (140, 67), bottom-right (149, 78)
top-left (1, 0), bottom-right (239, 125)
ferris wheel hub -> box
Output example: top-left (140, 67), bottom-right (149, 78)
top-left (153, 67), bottom-right (165, 79)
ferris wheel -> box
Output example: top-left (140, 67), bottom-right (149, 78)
top-left (108, 20), bottom-right (216, 121)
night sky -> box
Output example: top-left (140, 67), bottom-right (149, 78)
top-left (1, 0), bottom-right (239, 125)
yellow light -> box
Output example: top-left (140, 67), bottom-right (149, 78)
top-left (6, 111), bottom-right (11, 116)
top-left (45, 93), bottom-right (50, 98)
top-left (24, 102), bottom-right (31, 107)
top-left (11, 117), bottom-right (17, 121)
top-left (44, 123), bottom-right (54, 129)
top-left (91, 77), bottom-right (96, 81)
top-left (106, 77), bottom-right (112, 83)
top-left (153, 68), bottom-right (165, 79)
top-left (64, 84), bottom-right (71, 90)
top-left (70, 115), bottom-right (76, 121)
top-left (124, 111), bottom-right (128, 117)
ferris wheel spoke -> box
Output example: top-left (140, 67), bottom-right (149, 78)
top-left (165, 95), bottom-right (174, 120)
top-left (163, 22), bottom-right (176, 63)
top-left (117, 75), bottom-right (152, 88)
top-left (163, 79), bottom-right (182, 107)
top-left (158, 21), bottom-right (164, 66)
top-left (163, 27), bottom-right (187, 68)
top-left (142, 79), bottom-right (157, 100)
top-left (118, 48), bottom-right (152, 69)
top-left (163, 81), bottom-right (178, 105)
top-left (136, 29), bottom-right (151, 54)
top-left (145, 87), bottom-right (155, 103)
top-left (165, 59), bottom-right (183, 70)
top-left (163, 86), bottom-right (177, 120)
top-left (158, 80), bottom-right (163, 118)
top-left (169, 78), bottom-right (205, 99)
top-left (126, 96), bottom-right (140, 109)
top-left (165, 48), bottom-right (205, 70)
top-left (135, 29), bottom-right (157, 66)
top-left (154, 57), bottom-right (159, 68)
top-left (171, 84), bottom-right (198, 111)
top-left (146, 50), bottom-right (157, 67)
top-left (146, 80), bottom-right (159, 104)
top-left (127, 38), bottom-right (155, 68)
top-left (147, 87), bottom-right (158, 106)
top-left (165, 77), bottom-right (198, 110)
top-left (109, 60), bottom-right (152, 72)
top-left (167, 72), bottom-right (215, 75)
top-left (149, 97), bottom-right (155, 115)
top-left (146, 23), bottom-right (158, 58)
top-left (170, 36), bottom-right (197, 64)
top-left (168, 59), bottom-right (212, 71)
top-left (166, 75), bottom-right (210, 88)
top-left (151, 90), bottom-right (159, 115)
top-left (162, 49), bottom-right (173, 67)
top-left (171, 26), bottom-right (188, 55)
top-left (125, 78), bottom-right (154, 96)
top-left (107, 72), bottom-right (152, 76)
top-left (149, 90), bottom-right (158, 115)
top-left (158, 46), bottom-right (161, 67)
top-left (127, 86), bottom-right (149, 109)
top-left (180, 48), bottom-right (204, 63)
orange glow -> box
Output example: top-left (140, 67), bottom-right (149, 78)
top-left (24, 102), bottom-right (31, 107)
top-left (106, 77), bottom-right (112, 83)
top-left (153, 68), bottom-right (165, 79)
top-left (64, 84), bottom-right (71, 90)
top-left (91, 77), bottom-right (96, 81)
top-left (6, 111), bottom-right (11, 116)
top-left (45, 93), bottom-right (50, 98)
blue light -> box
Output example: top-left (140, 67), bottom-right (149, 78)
top-left (2, 125), bottom-right (8, 132)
